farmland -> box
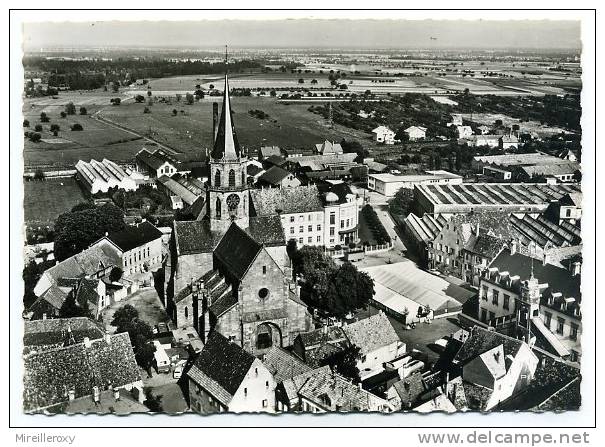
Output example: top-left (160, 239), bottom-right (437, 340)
top-left (97, 96), bottom-right (374, 157)
top-left (23, 177), bottom-right (87, 225)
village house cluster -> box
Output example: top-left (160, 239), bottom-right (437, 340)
top-left (22, 60), bottom-right (582, 415)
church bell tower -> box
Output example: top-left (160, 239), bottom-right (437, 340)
top-left (208, 47), bottom-right (249, 233)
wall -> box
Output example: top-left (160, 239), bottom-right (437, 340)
top-left (282, 211), bottom-right (325, 247)
top-left (228, 359), bottom-right (276, 413)
top-left (478, 280), bottom-right (517, 322)
top-left (122, 237), bottom-right (163, 277)
top-left (357, 341), bottom-right (406, 372)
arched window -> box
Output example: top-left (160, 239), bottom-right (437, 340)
top-left (241, 169), bottom-right (246, 186)
top-left (215, 197), bottom-right (222, 219)
top-left (185, 306), bottom-right (189, 319)
top-left (214, 169), bottom-right (221, 187)
top-left (228, 169), bottom-right (236, 187)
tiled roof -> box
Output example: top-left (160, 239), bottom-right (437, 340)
top-left (136, 148), bottom-right (172, 170)
top-left (76, 278), bottom-right (101, 308)
top-left (209, 291), bottom-right (238, 317)
top-left (43, 240), bottom-right (122, 285)
top-left (258, 166), bottom-right (291, 185)
top-left (23, 332), bottom-right (141, 412)
top-left (281, 365), bottom-right (331, 404)
top-left (317, 182), bottom-right (355, 206)
top-left (23, 317), bottom-right (105, 353)
top-left (249, 185), bottom-right (324, 215)
top-left (39, 285), bottom-right (69, 309)
top-left (342, 312), bottom-right (401, 356)
top-left (296, 327), bottom-right (350, 367)
top-left (214, 223), bottom-right (263, 280)
top-left (263, 346), bottom-right (312, 384)
top-left (461, 382), bottom-right (493, 411)
top-left (467, 234), bottom-right (507, 260)
top-left (298, 369), bottom-right (392, 412)
top-left (390, 371), bottom-right (426, 408)
top-left (517, 162), bottom-right (580, 178)
top-left (106, 221), bottom-right (163, 252)
top-left (454, 326), bottom-right (524, 366)
top-left (187, 331), bottom-right (255, 400)
top-left (247, 215), bottom-right (286, 247)
top-left (174, 219), bottom-right (224, 255)
top-left (511, 214), bottom-right (581, 248)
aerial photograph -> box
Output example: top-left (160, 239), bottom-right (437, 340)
top-left (19, 16), bottom-right (584, 416)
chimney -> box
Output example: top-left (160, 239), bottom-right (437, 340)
top-left (114, 389), bottom-right (121, 401)
top-left (105, 333), bottom-right (112, 345)
top-left (212, 102), bottom-right (219, 146)
top-left (571, 261), bottom-right (581, 277)
top-left (42, 313), bottom-right (47, 320)
top-left (475, 222), bottom-right (480, 237)
top-left (83, 337), bottom-right (92, 348)
top-left (542, 250), bottom-right (548, 266)
top-left (358, 382), bottom-right (363, 390)
top-left (68, 389), bottom-right (75, 401)
top-left (510, 239), bottom-right (517, 255)
top-left (92, 386), bottom-right (100, 404)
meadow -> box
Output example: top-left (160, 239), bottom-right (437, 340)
top-left (23, 177), bottom-right (86, 225)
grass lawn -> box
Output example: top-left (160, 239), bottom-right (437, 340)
top-left (23, 177), bottom-right (86, 225)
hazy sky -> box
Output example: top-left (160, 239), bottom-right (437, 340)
top-left (23, 19), bottom-right (581, 50)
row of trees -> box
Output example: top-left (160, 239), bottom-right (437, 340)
top-left (288, 244), bottom-right (374, 318)
top-left (360, 205), bottom-right (391, 245)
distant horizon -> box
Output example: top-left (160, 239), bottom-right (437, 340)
top-left (22, 19), bottom-right (582, 52)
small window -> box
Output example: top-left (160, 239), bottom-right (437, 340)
top-left (262, 266), bottom-right (267, 275)
top-left (255, 368), bottom-right (258, 376)
top-left (265, 381), bottom-right (269, 388)
top-left (185, 306), bottom-right (189, 319)
top-left (262, 399), bottom-right (268, 408)
top-left (244, 388), bottom-right (248, 397)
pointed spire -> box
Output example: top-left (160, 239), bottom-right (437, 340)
top-left (211, 45), bottom-right (241, 160)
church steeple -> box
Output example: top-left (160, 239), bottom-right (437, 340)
top-left (211, 46), bottom-right (241, 160)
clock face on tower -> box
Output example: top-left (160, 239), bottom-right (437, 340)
top-left (226, 193), bottom-right (240, 210)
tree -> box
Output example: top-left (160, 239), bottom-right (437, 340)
top-left (209, 84), bottom-right (215, 90)
top-left (135, 94), bottom-right (145, 103)
top-left (111, 304), bottom-right (155, 373)
top-left (293, 246), bottom-right (337, 307)
top-left (311, 79), bottom-right (318, 84)
top-left (34, 124), bottom-right (43, 132)
top-left (23, 119), bottom-right (29, 127)
top-left (143, 107), bottom-right (151, 114)
top-left (59, 291), bottom-right (92, 318)
top-left (112, 82), bottom-right (120, 93)
top-left (60, 111), bottom-right (67, 118)
top-left (111, 304), bottom-right (139, 330)
top-left (172, 109), bottom-right (178, 116)
top-left (110, 98), bottom-right (121, 106)
top-left (147, 90), bottom-right (152, 97)
top-left (71, 123), bottom-right (83, 131)
top-left (109, 267), bottom-right (123, 282)
top-left (71, 202), bottom-right (95, 212)
top-left (79, 106), bottom-right (87, 115)
top-left (33, 169), bottom-right (45, 180)
top-left (194, 89), bottom-right (204, 99)
top-left (185, 93), bottom-right (194, 105)
top-left (53, 203), bottom-right (125, 261)
top-left (270, 89), bottom-right (276, 97)
top-left (320, 344), bottom-right (361, 383)
top-left (65, 102), bottom-right (76, 115)
top-left (40, 112), bottom-right (49, 123)
top-left (298, 78), bottom-right (304, 84)
top-left (29, 132), bottom-right (41, 143)
top-left (325, 262), bottom-right (374, 317)
top-left (50, 124), bottom-right (60, 133)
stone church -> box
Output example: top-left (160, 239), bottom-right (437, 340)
top-left (164, 70), bottom-right (311, 356)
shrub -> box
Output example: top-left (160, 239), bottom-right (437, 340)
top-left (29, 132), bottom-right (42, 143)
top-left (71, 123), bottom-right (83, 131)
top-left (79, 106), bottom-right (87, 115)
top-left (23, 119), bottom-right (29, 127)
top-left (50, 124), bottom-right (60, 132)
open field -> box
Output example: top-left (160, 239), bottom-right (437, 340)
top-left (23, 177), bottom-right (86, 225)
top-left (23, 102), bottom-right (146, 168)
top-left (98, 96), bottom-right (373, 156)
top-left (459, 112), bottom-right (571, 136)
